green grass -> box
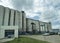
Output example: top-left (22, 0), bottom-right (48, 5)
top-left (4, 37), bottom-right (50, 43)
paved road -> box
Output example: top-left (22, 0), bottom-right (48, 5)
top-left (0, 38), bottom-right (14, 43)
top-left (20, 35), bottom-right (60, 43)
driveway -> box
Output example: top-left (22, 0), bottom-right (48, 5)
top-left (20, 35), bottom-right (60, 43)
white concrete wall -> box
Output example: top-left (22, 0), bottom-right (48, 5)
top-left (35, 21), bottom-right (40, 31)
top-left (40, 22), bottom-right (45, 31)
top-left (0, 5), bottom-right (52, 39)
top-left (15, 11), bottom-right (18, 26)
top-left (0, 5), bottom-right (4, 26)
top-left (26, 19), bottom-right (32, 31)
top-left (0, 28), bottom-right (4, 38)
top-left (0, 6), bottom-right (4, 38)
top-left (24, 13), bottom-right (26, 32)
top-left (40, 22), bottom-right (52, 32)
top-left (44, 23), bottom-right (48, 32)
top-left (18, 11), bottom-right (22, 31)
top-left (39, 22), bottom-right (48, 32)
top-left (22, 12), bottom-right (26, 32)
top-left (4, 7), bottom-right (10, 26)
top-left (0, 26), bottom-right (18, 39)
top-left (39, 21), bottom-right (41, 32)
top-left (0, 6), bottom-right (21, 39)
top-left (47, 22), bottom-right (52, 31)
top-left (10, 9), bottom-right (14, 26)
top-left (26, 18), bottom-right (39, 32)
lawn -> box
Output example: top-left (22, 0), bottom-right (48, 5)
top-left (4, 37), bottom-right (50, 43)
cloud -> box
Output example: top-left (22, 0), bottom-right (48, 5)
top-left (0, 0), bottom-right (34, 10)
top-left (53, 25), bottom-right (60, 29)
top-left (40, 9), bottom-right (57, 21)
top-left (10, 0), bottom-right (34, 10)
top-left (0, 0), bottom-right (13, 8)
top-left (0, 0), bottom-right (60, 29)
top-left (39, 0), bottom-right (60, 29)
top-left (26, 10), bottom-right (40, 18)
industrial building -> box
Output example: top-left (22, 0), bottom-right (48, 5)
top-left (0, 5), bottom-right (52, 39)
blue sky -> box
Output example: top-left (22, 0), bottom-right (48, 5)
top-left (0, 0), bottom-right (60, 29)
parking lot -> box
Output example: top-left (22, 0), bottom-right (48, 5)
top-left (21, 35), bottom-right (60, 43)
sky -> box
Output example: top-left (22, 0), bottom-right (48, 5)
top-left (0, 0), bottom-right (60, 29)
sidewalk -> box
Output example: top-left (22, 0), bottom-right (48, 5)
top-left (0, 38), bottom-right (14, 43)
top-left (20, 35), bottom-right (60, 43)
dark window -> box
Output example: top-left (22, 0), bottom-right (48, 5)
top-left (13, 10), bottom-right (16, 25)
top-left (5, 30), bottom-right (14, 37)
top-left (21, 11), bottom-right (24, 13)
top-left (2, 7), bottom-right (5, 25)
top-left (8, 9), bottom-right (11, 26)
